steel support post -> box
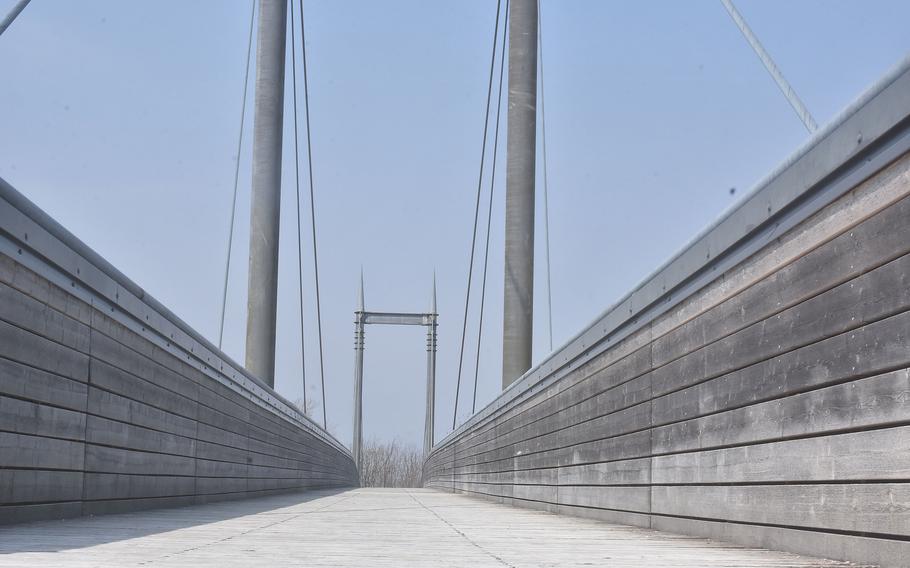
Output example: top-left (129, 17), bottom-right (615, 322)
top-left (352, 313), bottom-right (365, 473)
top-left (424, 314), bottom-right (437, 457)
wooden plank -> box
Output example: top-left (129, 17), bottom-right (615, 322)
top-left (86, 386), bottom-right (197, 439)
top-left (652, 425), bottom-right (910, 484)
top-left (651, 513), bottom-right (910, 568)
top-left (0, 253), bottom-right (93, 326)
top-left (651, 483), bottom-right (910, 536)
top-left (652, 252), bottom-right (910, 398)
top-left (195, 458), bottom-right (249, 478)
top-left (558, 485), bottom-right (650, 513)
top-left (0, 470), bottom-right (83, 504)
top-left (81, 495), bottom-right (196, 517)
top-left (558, 458), bottom-right (651, 485)
top-left (0, 357), bottom-right (87, 411)
top-left (0, 281), bottom-right (91, 353)
top-left (653, 194), bottom-right (910, 369)
top-left (0, 395), bottom-right (86, 440)
top-left (0, 502), bottom-right (83, 526)
top-left (652, 368), bottom-right (910, 454)
top-left (89, 308), bottom-right (207, 387)
top-left (195, 477), bottom-right (247, 495)
top-left (88, 359), bottom-right (198, 420)
top-left (84, 415), bottom-right (196, 457)
top-left (0, 320), bottom-right (88, 382)
top-left (195, 440), bottom-right (249, 464)
top-left (83, 473), bottom-right (195, 500)
top-left (0, 432), bottom-right (84, 470)
top-left (195, 421), bottom-right (248, 450)
top-left (90, 335), bottom-right (200, 405)
top-left (84, 445), bottom-right (196, 476)
top-left (653, 308), bottom-right (910, 426)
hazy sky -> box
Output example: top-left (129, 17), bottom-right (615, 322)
top-left (2, 0), bottom-right (909, 449)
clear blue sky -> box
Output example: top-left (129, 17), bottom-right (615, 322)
top-left (2, 0), bottom-right (908, 448)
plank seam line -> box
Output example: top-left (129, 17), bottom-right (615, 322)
top-left (0, 427), bottom-right (347, 472)
top-left (445, 297), bottom-right (910, 460)
top-left (444, 390), bottom-right (910, 470)
top-left (136, 491), bottom-right (357, 564)
top-left (434, 418), bottom-right (910, 474)
top-left (0, 486), bottom-right (356, 509)
top-left (0, 352), bottom-right (87, 386)
top-left (448, 289), bottom-right (910, 461)
top-left (405, 490), bottom-right (517, 567)
top-left (448, 488), bottom-right (910, 543)
top-left (0, 367), bottom-right (343, 459)
top-left (85, 354), bottom-right (342, 456)
top-left (446, 349), bottom-right (910, 465)
top-left (90, 323), bottom-right (303, 419)
top-left (87, 311), bottom-right (347, 454)
top-left (0, 467), bottom-right (354, 480)
top-left (439, 479), bottom-right (910, 488)
top-left (0, 261), bottom-right (351, 459)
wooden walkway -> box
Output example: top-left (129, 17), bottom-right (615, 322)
top-left (0, 488), bottom-right (863, 567)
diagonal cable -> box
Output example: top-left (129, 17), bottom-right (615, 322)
top-left (218, 0), bottom-right (256, 350)
top-left (289, 0), bottom-right (308, 414)
top-left (299, 0), bottom-right (328, 429)
top-left (720, 0), bottom-right (817, 133)
top-left (472, 0), bottom-right (509, 415)
top-left (453, 0), bottom-right (504, 430)
top-left (0, 0), bottom-right (32, 37)
top-left (538, 0), bottom-right (554, 352)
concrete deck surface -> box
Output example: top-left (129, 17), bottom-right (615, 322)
top-left (0, 488), bottom-right (863, 567)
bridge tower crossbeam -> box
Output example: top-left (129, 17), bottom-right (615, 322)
top-left (352, 276), bottom-right (438, 473)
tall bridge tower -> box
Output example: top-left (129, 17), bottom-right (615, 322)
top-left (502, 0), bottom-right (538, 388)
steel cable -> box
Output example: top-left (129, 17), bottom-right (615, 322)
top-left (453, 0), bottom-right (504, 430)
top-left (538, 0), bottom-right (554, 352)
top-left (298, 0), bottom-right (328, 429)
top-left (218, 0), bottom-right (256, 350)
top-left (289, 0), bottom-right (309, 414)
top-left (472, 0), bottom-right (509, 415)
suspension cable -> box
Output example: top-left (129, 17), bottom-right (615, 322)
top-left (289, 0), bottom-right (308, 415)
top-left (218, 0), bottom-right (256, 350)
top-left (472, 0), bottom-right (509, 415)
top-left (0, 0), bottom-right (32, 38)
top-left (298, 0), bottom-right (328, 429)
top-left (453, 0), bottom-right (504, 430)
top-left (720, 0), bottom-right (817, 133)
top-left (538, 0), bottom-right (554, 351)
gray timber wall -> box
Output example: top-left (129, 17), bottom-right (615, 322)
top-left (0, 181), bottom-right (357, 525)
top-left (425, 59), bottom-right (910, 568)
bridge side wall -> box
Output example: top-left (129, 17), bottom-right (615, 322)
top-left (0, 183), bottom-right (357, 525)
top-left (425, 65), bottom-right (910, 568)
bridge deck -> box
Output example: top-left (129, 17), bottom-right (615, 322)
top-left (0, 488), bottom-right (859, 567)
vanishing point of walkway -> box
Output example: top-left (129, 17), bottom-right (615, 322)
top-left (0, 489), bottom-right (859, 567)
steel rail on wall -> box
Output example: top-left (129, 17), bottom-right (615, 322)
top-left (0, 179), bottom-right (351, 456)
top-left (432, 55), bottom-right (910, 452)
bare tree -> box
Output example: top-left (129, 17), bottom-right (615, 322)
top-left (292, 394), bottom-right (317, 420)
top-left (359, 438), bottom-right (424, 488)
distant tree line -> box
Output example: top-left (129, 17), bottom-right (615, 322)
top-left (359, 439), bottom-right (424, 488)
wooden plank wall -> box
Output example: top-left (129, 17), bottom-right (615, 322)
top-left (0, 229), bottom-right (356, 525)
top-left (425, 151), bottom-right (910, 567)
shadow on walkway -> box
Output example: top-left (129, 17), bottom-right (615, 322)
top-left (0, 488), bottom-right (353, 554)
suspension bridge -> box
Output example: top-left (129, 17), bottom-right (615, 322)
top-left (1, 1), bottom-right (909, 567)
